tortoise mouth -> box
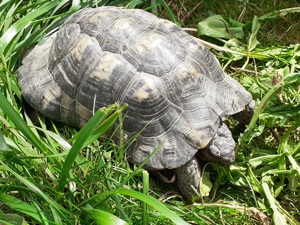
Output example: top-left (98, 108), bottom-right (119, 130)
top-left (196, 147), bottom-right (235, 166)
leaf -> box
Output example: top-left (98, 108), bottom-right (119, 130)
top-left (0, 92), bottom-right (47, 152)
top-left (1, 161), bottom-right (72, 223)
top-left (0, 0), bottom-right (61, 55)
top-left (0, 130), bottom-right (9, 151)
top-left (262, 182), bottom-right (287, 225)
top-left (0, 214), bottom-right (26, 225)
top-left (84, 208), bottom-right (129, 225)
top-left (106, 189), bottom-right (189, 225)
top-left (248, 16), bottom-right (260, 51)
top-left (200, 172), bottom-right (212, 197)
top-left (142, 170), bottom-right (149, 225)
top-left (83, 104), bottom-right (127, 147)
top-left (57, 107), bottom-right (109, 191)
top-left (57, 104), bottom-right (125, 191)
top-left (283, 73), bottom-right (300, 85)
top-left (156, 0), bottom-right (176, 23)
top-left (262, 104), bottom-right (300, 126)
top-left (238, 84), bottom-right (283, 145)
top-left (258, 7), bottom-right (300, 22)
top-left (223, 38), bottom-right (245, 61)
top-left (242, 16), bottom-right (260, 69)
top-left (0, 193), bottom-right (42, 223)
top-left (249, 155), bottom-right (283, 168)
top-left (198, 15), bottom-right (244, 39)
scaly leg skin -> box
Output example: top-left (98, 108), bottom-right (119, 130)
top-left (175, 156), bottom-right (201, 202)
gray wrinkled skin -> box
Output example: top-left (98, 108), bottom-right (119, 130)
top-left (18, 7), bottom-right (254, 201)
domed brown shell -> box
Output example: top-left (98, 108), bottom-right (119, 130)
top-left (18, 7), bottom-right (253, 170)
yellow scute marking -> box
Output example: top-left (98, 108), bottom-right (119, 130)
top-left (114, 18), bottom-right (134, 30)
top-left (187, 128), bottom-right (211, 149)
top-left (90, 54), bottom-right (119, 81)
top-left (89, 11), bottom-right (109, 23)
top-left (133, 77), bottom-right (158, 102)
top-left (133, 88), bottom-right (150, 102)
top-left (71, 38), bottom-right (94, 63)
top-left (177, 62), bottom-right (198, 82)
top-left (136, 33), bottom-right (164, 54)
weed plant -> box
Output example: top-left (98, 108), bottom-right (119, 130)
top-left (0, 0), bottom-right (299, 224)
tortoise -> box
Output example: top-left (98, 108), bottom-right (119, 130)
top-left (18, 6), bottom-right (254, 201)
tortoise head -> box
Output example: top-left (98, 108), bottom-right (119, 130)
top-left (197, 122), bottom-right (235, 166)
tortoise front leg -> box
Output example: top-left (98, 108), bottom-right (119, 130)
top-left (175, 156), bottom-right (201, 202)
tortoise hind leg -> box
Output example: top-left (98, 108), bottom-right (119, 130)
top-left (175, 156), bottom-right (201, 202)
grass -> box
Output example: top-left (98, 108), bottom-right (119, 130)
top-left (0, 0), bottom-right (299, 224)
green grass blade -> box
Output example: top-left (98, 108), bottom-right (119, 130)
top-left (0, 0), bottom-right (61, 55)
top-left (0, 92), bottom-right (47, 152)
top-left (257, 7), bottom-right (300, 23)
top-left (0, 214), bottom-right (25, 225)
top-left (84, 208), bottom-right (129, 225)
top-left (126, 0), bottom-right (140, 9)
top-left (57, 106), bottom-right (117, 191)
top-left (84, 104), bottom-right (127, 147)
top-left (0, 1), bottom-right (21, 34)
top-left (0, 193), bottom-right (42, 223)
top-left (1, 161), bottom-right (72, 223)
top-left (68, 104), bottom-right (116, 142)
top-left (142, 170), bottom-right (149, 225)
top-left (108, 189), bottom-right (189, 225)
top-left (157, 0), bottom-right (176, 23)
top-left (262, 182), bottom-right (286, 225)
top-left (0, 130), bottom-right (9, 151)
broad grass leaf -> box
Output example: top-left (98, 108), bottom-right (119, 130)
top-left (84, 208), bottom-right (129, 225)
top-left (248, 16), bottom-right (260, 51)
top-left (0, 193), bottom-right (42, 223)
top-left (156, 0), bottom-right (176, 23)
top-left (223, 38), bottom-right (245, 61)
top-left (126, 0), bottom-right (140, 8)
top-left (242, 16), bottom-right (260, 69)
top-left (57, 107), bottom-right (109, 191)
top-left (0, 0), bottom-right (61, 55)
top-left (106, 188), bottom-right (189, 225)
top-left (200, 171), bottom-right (212, 197)
top-left (262, 105), bottom-right (300, 126)
top-left (57, 104), bottom-right (125, 191)
top-left (142, 170), bottom-right (149, 224)
top-left (258, 7), bottom-right (300, 22)
top-left (0, 213), bottom-right (26, 225)
top-left (249, 155), bottom-right (283, 168)
top-left (0, 130), bottom-right (9, 151)
top-left (283, 73), bottom-right (300, 85)
top-left (1, 161), bottom-right (72, 223)
top-left (262, 182), bottom-right (287, 225)
top-left (84, 104), bottom-right (127, 147)
top-left (198, 15), bottom-right (244, 39)
top-left (238, 85), bottom-right (281, 146)
top-left (0, 92), bottom-right (47, 152)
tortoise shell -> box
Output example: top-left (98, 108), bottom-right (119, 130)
top-left (18, 7), bottom-right (252, 170)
